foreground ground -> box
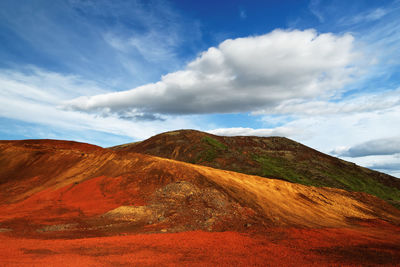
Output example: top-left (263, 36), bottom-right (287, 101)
top-left (1, 220), bottom-right (400, 266)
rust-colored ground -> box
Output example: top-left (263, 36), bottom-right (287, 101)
top-left (1, 139), bottom-right (400, 266)
top-left (1, 223), bottom-right (400, 266)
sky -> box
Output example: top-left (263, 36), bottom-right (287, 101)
top-left (1, 0), bottom-right (400, 177)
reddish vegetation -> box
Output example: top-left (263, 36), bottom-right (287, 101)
top-left (1, 224), bottom-right (400, 266)
top-left (1, 139), bottom-right (400, 266)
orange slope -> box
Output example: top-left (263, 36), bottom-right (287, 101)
top-left (0, 139), bottom-right (399, 233)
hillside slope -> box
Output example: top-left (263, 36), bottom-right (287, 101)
top-left (1, 139), bottom-right (400, 266)
top-left (111, 130), bottom-right (400, 208)
top-left (0, 139), bottom-right (399, 238)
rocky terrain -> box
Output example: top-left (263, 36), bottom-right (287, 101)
top-left (1, 136), bottom-right (400, 266)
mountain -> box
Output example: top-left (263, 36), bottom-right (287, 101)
top-left (1, 138), bottom-right (400, 265)
top-left (111, 129), bottom-right (400, 209)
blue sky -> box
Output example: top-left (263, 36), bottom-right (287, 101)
top-left (1, 0), bottom-right (400, 177)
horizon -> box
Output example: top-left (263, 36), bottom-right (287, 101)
top-left (1, 0), bottom-right (400, 177)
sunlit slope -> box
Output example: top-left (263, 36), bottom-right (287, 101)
top-left (0, 139), bottom-right (399, 235)
top-left (111, 129), bottom-right (400, 208)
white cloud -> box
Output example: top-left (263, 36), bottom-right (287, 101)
top-left (282, 107), bottom-right (400, 153)
top-left (0, 67), bottom-right (108, 102)
top-left (370, 162), bottom-right (400, 171)
top-left (0, 68), bottom-right (200, 145)
top-left (256, 88), bottom-right (400, 115)
top-left (66, 29), bottom-right (358, 116)
top-left (332, 137), bottom-right (400, 157)
top-left (351, 155), bottom-right (400, 178)
top-left (208, 127), bottom-right (296, 137)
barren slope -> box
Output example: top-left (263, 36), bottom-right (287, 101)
top-left (0, 139), bottom-right (399, 237)
top-left (1, 139), bottom-right (400, 266)
top-left (111, 129), bottom-right (400, 208)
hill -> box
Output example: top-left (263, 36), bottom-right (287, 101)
top-left (2, 139), bottom-right (399, 234)
top-left (111, 129), bottom-right (400, 209)
top-left (1, 139), bottom-right (400, 265)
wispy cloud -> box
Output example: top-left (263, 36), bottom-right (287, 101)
top-left (0, 67), bottom-right (200, 145)
top-left (341, 7), bottom-right (389, 25)
top-left (98, 0), bottom-right (201, 69)
top-left (309, 0), bottom-right (324, 22)
top-left (334, 2), bottom-right (400, 82)
top-left (0, 0), bottom-right (201, 89)
top-left (239, 8), bottom-right (247, 19)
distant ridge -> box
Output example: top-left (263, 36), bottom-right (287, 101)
top-left (111, 129), bottom-right (400, 209)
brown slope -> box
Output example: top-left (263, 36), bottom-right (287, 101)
top-left (0, 139), bottom-right (399, 240)
top-left (110, 129), bottom-right (400, 208)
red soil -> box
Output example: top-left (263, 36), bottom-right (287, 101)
top-left (1, 223), bottom-right (399, 266)
top-left (1, 139), bottom-right (400, 266)
top-left (0, 175), bottom-right (145, 224)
